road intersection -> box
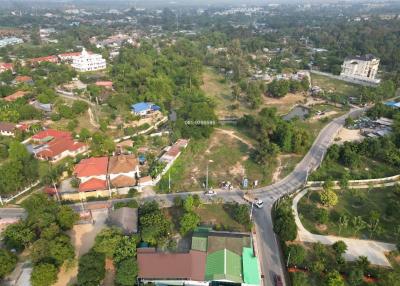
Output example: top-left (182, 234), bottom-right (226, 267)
top-left (0, 107), bottom-right (365, 286)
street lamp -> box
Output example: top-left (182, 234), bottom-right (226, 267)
top-left (206, 160), bottom-right (214, 190)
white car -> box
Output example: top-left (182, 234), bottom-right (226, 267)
top-left (254, 198), bottom-right (264, 208)
top-left (205, 190), bottom-right (216, 196)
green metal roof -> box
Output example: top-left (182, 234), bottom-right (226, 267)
top-left (192, 235), bottom-right (208, 252)
top-left (205, 249), bottom-right (243, 283)
top-left (242, 247), bottom-right (261, 285)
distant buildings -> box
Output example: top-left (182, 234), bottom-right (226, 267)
top-left (131, 102), bottom-right (161, 116)
top-left (0, 122), bottom-right (18, 137)
top-left (71, 48), bottom-right (107, 72)
top-left (340, 54), bottom-right (380, 83)
top-left (3, 91), bottom-right (27, 102)
top-left (0, 62), bottom-right (13, 73)
top-left (0, 37), bottom-right (23, 48)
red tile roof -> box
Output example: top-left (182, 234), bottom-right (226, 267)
top-left (15, 75), bottom-right (33, 83)
top-left (3, 91), bottom-right (27, 102)
top-left (58, 52), bottom-right (82, 58)
top-left (36, 137), bottom-right (86, 159)
top-left (0, 62), bottom-right (13, 72)
top-left (32, 129), bottom-right (72, 141)
top-left (95, 81), bottom-right (113, 87)
top-left (79, 178), bottom-right (107, 192)
top-left (29, 55), bottom-right (59, 64)
top-left (74, 157), bottom-right (109, 177)
top-left (137, 250), bottom-right (206, 281)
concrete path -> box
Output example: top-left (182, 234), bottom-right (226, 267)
top-left (292, 189), bottom-right (396, 267)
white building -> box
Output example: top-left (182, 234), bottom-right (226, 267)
top-left (340, 54), bottom-right (380, 83)
top-left (0, 37), bottom-right (23, 48)
top-left (71, 48), bottom-right (106, 72)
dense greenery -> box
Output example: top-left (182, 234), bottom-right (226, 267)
top-left (77, 250), bottom-right (106, 286)
top-left (1, 194), bottom-right (77, 285)
top-left (238, 107), bottom-right (311, 164)
top-left (273, 197), bottom-right (297, 241)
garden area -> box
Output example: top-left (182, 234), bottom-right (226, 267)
top-left (298, 186), bottom-right (400, 243)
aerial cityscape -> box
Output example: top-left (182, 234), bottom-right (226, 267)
top-left (0, 1), bottom-right (400, 286)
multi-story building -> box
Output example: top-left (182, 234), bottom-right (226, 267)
top-left (340, 54), bottom-right (380, 83)
top-left (71, 48), bottom-right (106, 72)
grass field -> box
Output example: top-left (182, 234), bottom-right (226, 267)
top-left (310, 73), bottom-right (359, 99)
top-left (163, 203), bottom-right (249, 233)
top-left (298, 186), bottom-right (399, 243)
top-left (310, 156), bottom-right (398, 181)
top-left (157, 128), bottom-right (274, 193)
top-left (201, 68), bottom-right (307, 118)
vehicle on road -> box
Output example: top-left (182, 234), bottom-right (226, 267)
top-left (205, 190), bottom-right (216, 196)
top-left (243, 193), bottom-right (264, 208)
top-left (274, 274), bottom-right (283, 286)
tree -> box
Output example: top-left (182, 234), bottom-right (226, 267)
top-left (180, 212), bottom-right (200, 235)
top-left (332, 241), bottom-right (347, 256)
top-left (367, 210), bottom-right (381, 238)
top-left (31, 263), bottom-right (58, 286)
top-left (231, 203), bottom-right (251, 226)
top-left (348, 267), bottom-right (364, 286)
top-left (325, 270), bottom-right (344, 286)
top-left (273, 200), bottom-right (297, 241)
top-left (77, 250), bottom-right (105, 286)
top-left (183, 195), bottom-right (194, 212)
top-left (93, 228), bottom-right (123, 258)
top-left (57, 205), bottom-right (78, 230)
top-left (356, 256), bottom-right (370, 271)
top-left (72, 100), bottom-right (89, 114)
top-left (0, 249), bottom-right (17, 278)
top-left (316, 208), bottom-right (329, 224)
top-left (290, 272), bottom-right (309, 286)
top-left (319, 189), bottom-right (338, 207)
top-left (3, 221), bottom-right (35, 251)
top-left (113, 235), bottom-right (138, 264)
top-left (285, 244), bottom-right (306, 266)
top-left (192, 194), bottom-right (201, 208)
top-left (267, 80), bottom-right (290, 98)
top-left (115, 259), bottom-right (138, 286)
top-left (352, 216), bottom-right (367, 236)
top-left (8, 140), bottom-right (30, 161)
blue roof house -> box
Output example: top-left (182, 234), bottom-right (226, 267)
top-left (131, 102), bottom-right (160, 116)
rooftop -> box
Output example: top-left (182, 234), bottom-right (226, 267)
top-left (108, 154), bottom-right (138, 174)
top-left (79, 177), bottom-right (107, 192)
top-left (74, 157), bottom-right (109, 177)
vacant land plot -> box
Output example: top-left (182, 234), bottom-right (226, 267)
top-left (202, 68), bottom-right (308, 118)
top-left (163, 203), bottom-right (249, 233)
top-left (298, 186), bottom-right (399, 243)
top-left (310, 73), bottom-right (359, 98)
top-left (158, 128), bottom-right (274, 193)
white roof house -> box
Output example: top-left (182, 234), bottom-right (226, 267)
top-left (71, 48), bottom-right (106, 72)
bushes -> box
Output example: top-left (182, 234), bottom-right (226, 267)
top-left (77, 250), bottom-right (106, 286)
top-left (320, 189), bottom-right (338, 207)
top-left (273, 198), bottom-right (297, 241)
top-left (31, 263), bottom-right (58, 286)
top-left (0, 249), bottom-right (17, 278)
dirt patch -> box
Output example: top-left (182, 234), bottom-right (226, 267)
top-left (310, 110), bottom-right (338, 122)
top-left (230, 161), bottom-right (246, 177)
top-left (316, 224), bottom-right (328, 232)
top-left (335, 128), bottom-right (365, 144)
top-left (54, 262), bottom-right (78, 286)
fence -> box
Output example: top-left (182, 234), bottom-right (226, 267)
top-left (306, 174), bottom-right (400, 188)
top-left (0, 181), bottom-right (40, 205)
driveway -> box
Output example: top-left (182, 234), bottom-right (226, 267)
top-left (292, 189), bottom-right (396, 267)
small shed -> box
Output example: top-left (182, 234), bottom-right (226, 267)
top-left (109, 207), bottom-right (138, 234)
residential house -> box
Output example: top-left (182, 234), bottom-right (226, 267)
top-left (159, 139), bottom-right (189, 163)
top-left (108, 154), bottom-right (140, 188)
top-left (95, 81), bottom-right (113, 89)
top-left (32, 129), bottom-right (88, 163)
top-left (14, 76), bottom-right (34, 85)
top-left (0, 122), bottom-right (16, 136)
top-left (29, 55), bottom-right (59, 65)
top-left (131, 102), bottom-right (161, 116)
top-left (73, 157), bottom-right (109, 192)
top-left (3, 91), bottom-right (27, 102)
top-left (0, 62), bottom-right (13, 73)
top-left (0, 37), bottom-right (23, 48)
top-left (138, 228), bottom-right (261, 286)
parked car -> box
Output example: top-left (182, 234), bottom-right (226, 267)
top-left (274, 274), bottom-right (283, 286)
top-left (205, 190), bottom-right (216, 196)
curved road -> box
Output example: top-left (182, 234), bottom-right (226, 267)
top-left (252, 106), bottom-right (365, 286)
top-left (0, 107), bottom-right (365, 286)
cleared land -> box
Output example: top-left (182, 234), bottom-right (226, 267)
top-left (158, 128), bottom-right (274, 193)
top-left (298, 186), bottom-right (399, 243)
top-left (310, 73), bottom-right (359, 98)
top-left (163, 203), bottom-right (249, 233)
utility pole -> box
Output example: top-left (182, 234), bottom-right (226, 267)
top-left (206, 163), bottom-right (208, 190)
top-left (286, 250), bottom-right (291, 267)
top-left (168, 171), bottom-right (171, 191)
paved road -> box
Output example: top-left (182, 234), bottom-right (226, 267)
top-left (0, 107), bottom-right (365, 286)
top-left (251, 107), bottom-right (365, 286)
